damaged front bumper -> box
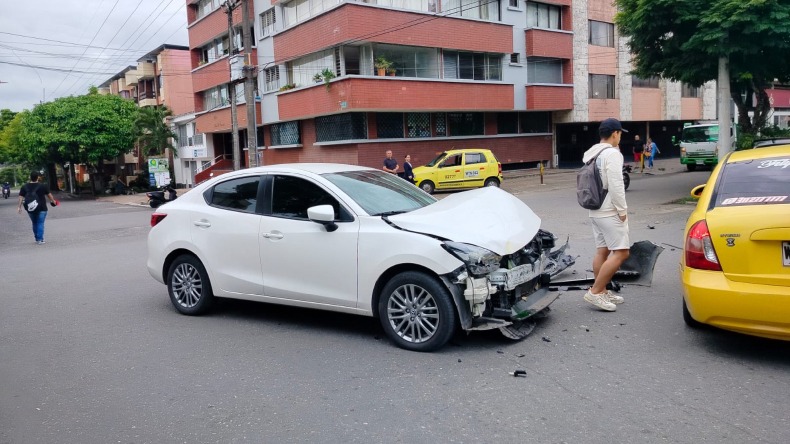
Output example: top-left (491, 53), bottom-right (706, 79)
top-left (443, 231), bottom-right (575, 340)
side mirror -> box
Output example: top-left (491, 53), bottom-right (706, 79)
top-left (307, 204), bottom-right (338, 232)
top-left (690, 184), bottom-right (705, 199)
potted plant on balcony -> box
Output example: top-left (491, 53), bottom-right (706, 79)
top-left (313, 73), bottom-right (323, 83)
top-left (387, 66), bottom-right (396, 76)
top-left (278, 83), bottom-right (296, 92)
top-left (321, 68), bottom-right (336, 90)
top-left (374, 56), bottom-right (392, 76)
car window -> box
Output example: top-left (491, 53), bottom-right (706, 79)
top-left (425, 152), bottom-right (447, 167)
top-left (209, 176), bottom-right (260, 213)
top-left (441, 154), bottom-right (462, 167)
top-left (465, 152), bottom-right (484, 165)
top-left (682, 126), bottom-right (718, 143)
top-left (713, 156), bottom-right (790, 208)
top-left (271, 175), bottom-right (351, 221)
top-left (323, 170), bottom-right (435, 216)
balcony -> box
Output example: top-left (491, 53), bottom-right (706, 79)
top-left (137, 61), bottom-right (156, 79)
top-left (525, 29), bottom-right (573, 59)
top-left (525, 84), bottom-right (573, 110)
top-left (125, 69), bottom-right (139, 86)
top-left (177, 133), bottom-right (208, 159)
top-left (276, 77), bottom-right (515, 121)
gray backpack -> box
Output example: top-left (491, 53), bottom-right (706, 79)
top-left (577, 149), bottom-right (612, 210)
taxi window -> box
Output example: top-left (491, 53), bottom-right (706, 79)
top-left (465, 152), bottom-right (484, 165)
top-left (713, 157), bottom-right (790, 208)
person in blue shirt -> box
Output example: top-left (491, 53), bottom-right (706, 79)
top-left (382, 150), bottom-right (399, 174)
top-left (646, 138), bottom-right (660, 169)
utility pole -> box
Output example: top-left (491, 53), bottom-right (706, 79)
top-left (717, 55), bottom-right (732, 159)
top-left (223, 0), bottom-right (241, 171)
top-left (242, 0), bottom-right (258, 168)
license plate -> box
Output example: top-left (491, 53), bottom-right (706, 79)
top-left (504, 263), bottom-right (539, 291)
top-left (783, 241), bottom-right (790, 267)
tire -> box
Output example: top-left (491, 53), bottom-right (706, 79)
top-left (378, 271), bottom-right (457, 352)
top-left (686, 164), bottom-right (697, 172)
top-left (623, 173), bottom-right (630, 191)
top-left (419, 180), bottom-right (435, 194)
top-left (682, 298), bottom-right (703, 329)
top-left (167, 255), bottom-right (214, 315)
top-left (484, 178), bottom-right (500, 188)
top-left (149, 200), bottom-right (160, 208)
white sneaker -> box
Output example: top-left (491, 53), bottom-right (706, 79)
top-left (606, 290), bottom-right (624, 305)
top-left (584, 290), bottom-right (616, 312)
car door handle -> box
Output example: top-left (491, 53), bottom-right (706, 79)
top-left (262, 232), bottom-right (283, 240)
top-left (193, 220), bottom-right (211, 228)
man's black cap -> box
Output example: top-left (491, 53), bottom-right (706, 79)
top-left (599, 117), bottom-right (628, 133)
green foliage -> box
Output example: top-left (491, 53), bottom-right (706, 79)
top-left (0, 109), bottom-right (17, 132)
top-left (134, 105), bottom-right (177, 158)
top-left (0, 112), bottom-right (27, 165)
top-left (616, 0), bottom-right (790, 138)
top-left (16, 93), bottom-right (138, 168)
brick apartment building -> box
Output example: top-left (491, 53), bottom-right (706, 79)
top-left (187, 0), bottom-right (716, 182)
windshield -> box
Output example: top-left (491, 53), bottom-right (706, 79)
top-left (424, 152), bottom-right (448, 167)
top-left (682, 126), bottom-right (718, 143)
top-left (323, 170), bottom-right (436, 216)
top-left (714, 156), bottom-right (790, 208)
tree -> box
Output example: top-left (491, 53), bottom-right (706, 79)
top-left (0, 112), bottom-right (26, 165)
top-left (615, 0), bottom-right (790, 145)
top-left (134, 105), bottom-right (177, 158)
top-left (0, 109), bottom-right (16, 132)
top-left (16, 89), bottom-right (138, 191)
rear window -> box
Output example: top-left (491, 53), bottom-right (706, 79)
top-left (713, 156), bottom-right (790, 208)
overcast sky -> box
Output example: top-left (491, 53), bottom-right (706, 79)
top-left (0, 0), bottom-right (189, 112)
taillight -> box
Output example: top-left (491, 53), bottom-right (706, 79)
top-left (685, 220), bottom-right (722, 271)
top-left (498, 163), bottom-right (502, 175)
top-left (151, 213), bottom-right (167, 227)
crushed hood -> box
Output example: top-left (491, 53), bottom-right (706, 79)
top-left (388, 187), bottom-right (541, 255)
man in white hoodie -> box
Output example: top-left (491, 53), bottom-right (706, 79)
top-left (582, 118), bottom-right (630, 311)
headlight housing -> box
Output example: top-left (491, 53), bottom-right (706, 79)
top-left (442, 242), bottom-right (502, 277)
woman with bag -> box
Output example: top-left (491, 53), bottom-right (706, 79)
top-left (17, 171), bottom-right (58, 245)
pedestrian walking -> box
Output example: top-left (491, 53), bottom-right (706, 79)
top-left (646, 138), bottom-right (660, 169)
top-left (382, 150), bottom-right (399, 175)
top-left (402, 154), bottom-right (415, 184)
top-left (581, 118), bottom-right (630, 311)
top-left (17, 171), bottom-right (58, 245)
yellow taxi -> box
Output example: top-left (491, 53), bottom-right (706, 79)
top-left (681, 143), bottom-right (790, 340)
top-left (412, 149), bottom-right (503, 194)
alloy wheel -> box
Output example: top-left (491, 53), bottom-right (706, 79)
top-left (386, 284), bottom-right (440, 344)
top-left (171, 262), bottom-right (203, 308)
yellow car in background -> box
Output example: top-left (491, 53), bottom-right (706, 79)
top-left (412, 149), bottom-right (503, 194)
top-left (681, 143), bottom-right (790, 341)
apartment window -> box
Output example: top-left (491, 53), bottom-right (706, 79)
top-left (372, 0), bottom-right (434, 13)
top-left (682, 83), bottom-right (701, 98)
top-left (196, 0), bottom-right (222, 21)
top-left (589, 21), bottom-right (614, 47)
top-left (284, 0), bottom-right (342, 27)
top-left (375, 44), bottom-right (439, 78)
top-left (510, 53), bottom-right (520, 64)
top-left (377, 113), bottom-right (404, 138)
top-left (497, 113), bottom-right (519, 134)
top-left (315, 113), bottom-right (367, 142)
top-left (443, 51), bottom-right (502, 81)
top-left (199, 36), bottom-right (230, 65)
top-left (527, 58), bottom-right (563, 84)
top-left (288, 50), bottom-right (335, 87)
top-left (509, 0), bottom-right (519, 6)
top-left (260, 8), bottom-right (276, 37)
top-left (632, 76), bottom-right (660, 88)
top-left (202, 86), bottom-right (229, 111)
top-left (177, 124), bottom-right (189, 147)
top-left (407, 113), bottom-right (431, 138)
top-left (443, 0), bottom-right (501, 21)
top-left (521, 112), bottom-right (551, 133)
top-left (264, 66), bottom-right (280, 92)
top-left (589, 74), bottom-right (616, 99)
top-left (434, 113), bottom-right (447, 136)
top-left (447, 113), bottom-right (484, 136)
top-left (527, 2), bottom-right (561, 30)
top-left (271, 121), bottom-right (301, 145)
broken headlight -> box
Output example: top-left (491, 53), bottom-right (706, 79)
top-left (442, 242), bottom-right (502, 277)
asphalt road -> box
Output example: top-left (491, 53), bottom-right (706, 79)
top-left (1, 167), bottom-right (788, 444)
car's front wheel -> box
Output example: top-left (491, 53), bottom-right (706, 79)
top-left (378, 271), bottom-right (457, 352)
top-left (167, 255), bottom-right (214, 315)
top-left (419, 180), bottom-right (435, 194)
top-left (484, 178), bottom-right (500, 188)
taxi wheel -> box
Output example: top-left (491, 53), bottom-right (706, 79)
top-left (484, 178), bottom-right (500, 188)
top-left (419, 180), bottom-right (435, 194)
top-left (682, 299), bottom-right (703, 329)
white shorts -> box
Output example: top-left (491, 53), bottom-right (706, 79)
top-left (591, 215), bottom-right (630, 250)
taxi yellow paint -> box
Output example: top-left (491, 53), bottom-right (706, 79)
top-left (680, 145), bottom-right (790, 341)
top-left (412, 149), bottom-right (503, 194)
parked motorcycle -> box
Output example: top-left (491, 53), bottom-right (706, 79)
top-left (146, 184), bottom-right (177, 208)
top-left (2, 185), bottom-right (10, 199)
top-left (623, 164), bottom-right (633, 191)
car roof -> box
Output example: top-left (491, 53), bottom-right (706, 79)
top-left (226, 163), bottom-right (375, 176)
top-left (444, 148), bottom-right (493, 154)
top-left (726, 145), bottom-right (790, 163)
top-left (753, 139), bottom-right (790, 149)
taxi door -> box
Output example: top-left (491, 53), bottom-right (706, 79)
top-left (436, 153), bottom-right (465, 190)
top-left (462, 151), bottom-right (489, 188)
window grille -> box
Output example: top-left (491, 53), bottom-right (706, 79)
top-left (271, 121), bottom-right (301, 145)
top-left (434, 113), bottom-right (447, 136)
top-left (264, 66), bottom-right (280, 92)
top-left (407, 113), bottom-right (431, 138)
top-left (315, 113), bottom-right (368, 142)
top-left (377, 113), bottom-right (404, 138)
top-left (497, 113), bottom-right (519, 134)
top-left (520, 112), bottom-right (551, 133)
top-left (447, 113), bottom-right (484, 136)
top-left (261, 8), bottom-right (276, 37)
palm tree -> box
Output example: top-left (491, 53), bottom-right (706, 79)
top-left (134, 105), bottom-right (177, 157)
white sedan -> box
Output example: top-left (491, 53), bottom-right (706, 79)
top-left (147, 164), bottom-right (571, 351)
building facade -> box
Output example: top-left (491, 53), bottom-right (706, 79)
top-left (187, 0), bottom-right (717, 179)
